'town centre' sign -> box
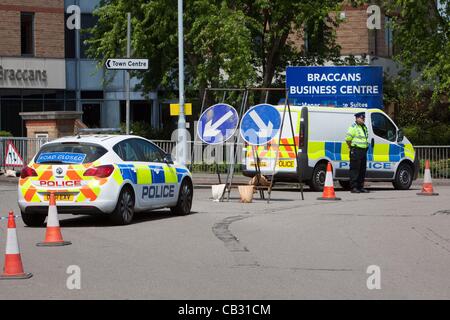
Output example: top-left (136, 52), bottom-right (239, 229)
top-left (105, 59), bottom-right (149, 70)
top-left (286, 66), bottom-right (383, 108)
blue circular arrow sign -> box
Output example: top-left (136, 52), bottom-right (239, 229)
top-left (240, 104), bottom-right (281, 145)
top-left (197, 104), bottom-right (239, 145)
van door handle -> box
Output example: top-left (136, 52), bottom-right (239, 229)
top-left (371, 138), bottom-right (375, 149)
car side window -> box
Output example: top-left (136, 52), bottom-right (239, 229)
top-left (371, 113), bottom-right (397, 142)
top-left (113, 140), bottom-right (141, 161)
top-left (130, 139), bottom-right (165, 163)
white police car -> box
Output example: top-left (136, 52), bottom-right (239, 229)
top-left (18, 134), bottom-right (193, 226)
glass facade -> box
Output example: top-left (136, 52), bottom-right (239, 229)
top-left (0, 0), bottom-right (161, 137)
top-left (0, 90), bottom-right (76, 136)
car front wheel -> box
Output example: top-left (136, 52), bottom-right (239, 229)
top-left (393, 163), bottom-right (413, 190)
top-left (171, 179), bottom-right (193, 215)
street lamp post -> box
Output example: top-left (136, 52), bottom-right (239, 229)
top-left (177, 0), bottom-right (187, 166)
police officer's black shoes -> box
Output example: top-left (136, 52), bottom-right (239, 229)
top-left (359, 188), bottom-right (370, 193)
top-left (351, 188), bottom-right (361, 193)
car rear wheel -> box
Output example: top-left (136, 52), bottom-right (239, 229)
top-left (21, 212), bottom-right (46, 227)
top-left (111, 186), bottom-right (135, 225)
top-left (170, 179), bottom-right (193, 216)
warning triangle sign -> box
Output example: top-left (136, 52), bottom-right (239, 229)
top-left (5, 142), bottom-right (24, 167)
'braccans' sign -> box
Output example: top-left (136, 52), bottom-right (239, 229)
top-left (286, 66), bottom-right (383, 108)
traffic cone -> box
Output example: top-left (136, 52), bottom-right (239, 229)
top-left (0, 211), bottom-right (32, 279)
top-left (417, 160), bottom-right (439, 196)
top-left (317, 162), bottom-right (341, 201)
top-left (36, 192), bottom-right (71, 246)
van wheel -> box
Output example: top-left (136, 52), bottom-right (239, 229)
top-left (309, 163), bottom-right (327, 191)
top-left (339, 180), bottom-right (351, 190)
top-left (111, 186), bottom-right (135, 225)
top-left (21, 212), bottom-right (46, 227)
top-left (393, 163), bottom-right (413, 190)
top-left (171, 179), bottom-right (193, 215)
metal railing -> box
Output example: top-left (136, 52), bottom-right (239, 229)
top-left (1, 137), bottom-right (448, 179)
top-left (0, 137), bottom-right (49, 171)
top-left (415, 146), bottom-right (450, 179)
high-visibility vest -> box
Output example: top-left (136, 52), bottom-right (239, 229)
top-left (345, 123), bottom-right (369, 148)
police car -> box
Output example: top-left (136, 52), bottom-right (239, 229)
top-left (18, 134), bottom-right (193, 226)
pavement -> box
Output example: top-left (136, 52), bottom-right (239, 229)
top-left (0, 179), bottom-right (449, 299)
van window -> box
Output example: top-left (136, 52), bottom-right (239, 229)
top-left (371, 113), bottom-right (397, 142)
top-left (35, 143), bottom-right (107, 164)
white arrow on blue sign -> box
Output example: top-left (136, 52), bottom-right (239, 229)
top-left (197, 103), bottom-right (239, 145)
top-left (240, 104), bottom-right (281, 146)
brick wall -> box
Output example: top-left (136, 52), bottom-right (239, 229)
top-left (0, 0), bottom-right (64, 58)
top-left (0, 11), bottom-right (21, 56)
top-left (336, 8), bottom-right (370, 55)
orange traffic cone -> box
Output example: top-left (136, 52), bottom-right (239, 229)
top-left (0, 211), bottom-right (32, 279)
top-left (317, 162), bottom-right (341, 201)
top-left (36, 192), bottom-right (71, 247)
top-left (417, 160), bottom-right (439, 196)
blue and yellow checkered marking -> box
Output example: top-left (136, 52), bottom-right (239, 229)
top-left (308, 141), bottom-right (414, 163)
top-left (116, 164), bottom-right (187, 185)
top-left (117, 164), bottom-right (137, 184)
top-left (176, 168), bottom-right (189, 183)
top-left (149, 165), bottom-right (165, 184)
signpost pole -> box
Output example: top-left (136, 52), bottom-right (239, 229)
top-left (177, 0), bottom-right (187, 166)
top-left (125, 13), bottom-right (131, 135)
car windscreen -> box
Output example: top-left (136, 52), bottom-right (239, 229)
top-left (34, 143), bottom-right (108, 164)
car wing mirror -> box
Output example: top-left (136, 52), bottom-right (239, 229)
top-left (164, 154), bottom-right (174, 164)
top-left (397, 129), bottom-right (404, 143)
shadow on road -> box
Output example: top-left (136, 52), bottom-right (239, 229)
top-left (57, 210), bottom-right (199, 228)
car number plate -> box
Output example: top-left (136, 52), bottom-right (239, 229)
top-left (44, 194), bottom-right (74, 201)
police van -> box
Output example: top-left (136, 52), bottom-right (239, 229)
top-left (18, 135), bottom-right (193, 226)
top-left (243, 106), bottom-right (419, 191)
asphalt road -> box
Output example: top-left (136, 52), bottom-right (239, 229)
top-left (0, 182), bottom-right (449, 299)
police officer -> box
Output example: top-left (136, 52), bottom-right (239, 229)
top-left (345, 112), bottom-right (370, 193)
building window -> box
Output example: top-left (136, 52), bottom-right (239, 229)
top-left (304, 19), bottom-right (325, 55)
top-left (65, 14), bottom-right (76, 58)
top-left (80, 14), bottom-right (98, 58)
top-left (21, 13), bottom-right (34, 56)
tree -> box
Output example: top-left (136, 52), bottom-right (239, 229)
top-left (85, 0), bottom-right (344, 103)
top-left (384, 0), bottom-right (450, 102)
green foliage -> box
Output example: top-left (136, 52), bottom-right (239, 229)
top-left (85, 0), bottom-right (344, 100)
top-left (120, 121), bottom-right (172, 140)
top-left (384, 0), bottom-right (450, 102)
top-left (0, 131), bottom-right (13, 137)
top-left (403, 124), bottom-right (450, 145)
top-left (384, 75), bottom-right (450, 145)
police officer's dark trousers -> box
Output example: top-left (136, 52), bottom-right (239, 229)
top-left (349, 147), bottom-right (368, 189)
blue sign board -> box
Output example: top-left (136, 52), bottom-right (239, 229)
top-left (286, 66), bottom-right (383, 108)
top-left (240, 104), bottom-right (281, 146)
top-left (197, 103), bottom-right (239, 145)
top-left (36, 152), bottom-right (86, 164)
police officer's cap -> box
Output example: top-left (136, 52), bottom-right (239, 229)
top-left (354, 112), bottom-right (365, 118)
